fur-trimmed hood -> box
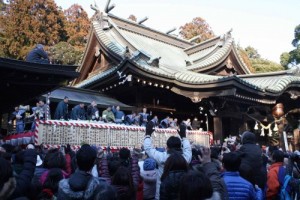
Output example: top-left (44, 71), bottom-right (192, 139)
top-left (57, 171), bottom-right (107, 200)
top-left (0, 177), bottom-right (16, 200)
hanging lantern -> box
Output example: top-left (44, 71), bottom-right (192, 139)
top-left (272, 103), bottom-right (284, 119)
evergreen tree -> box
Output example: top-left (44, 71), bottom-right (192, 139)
top-left (0, 0), bottom-right (68, 59)
top-left (64, 4), bottom-right (90, 47)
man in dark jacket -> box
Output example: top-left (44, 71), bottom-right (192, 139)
top-left (71, 103), bottom-right (86, 120)
top-left (54, 97), bottom-right (69, 120)
top-left (26, 44), bottom-right (50, 64)
top-left (238, 131), bottom-right (267, 190)
top-left (0, 149), bottom-right (37, 199)
top-left (86, 101), bottom-right (99, 121)
top-left (222, 151), bottom-right (262, 199)
top-left (58, 144), bottom-right (107, 200)
top-left (112, 106), bottom-right (125, 124)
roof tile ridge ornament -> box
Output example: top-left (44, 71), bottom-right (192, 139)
top-left (123, 46), bottom-right (132, 59)
top-left (91, 0), bottom-right (115, 30)
top-left (147, 57), bottom-right (161, 67)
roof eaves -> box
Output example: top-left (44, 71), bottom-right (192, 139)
top-left (74, 65), bottom-right (119, 88)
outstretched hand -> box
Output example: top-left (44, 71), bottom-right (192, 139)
top-left (177, 122), bottom-right (187, 138)
top-left (146, 121), bottom-right (155, 136)
top-left (199, 147), bottom-right (211, 164)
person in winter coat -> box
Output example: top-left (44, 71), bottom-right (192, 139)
top-left (112, 106), bottom-right (125, 124)
top-left (238, 131), bottom-right (267, 190)
top-left (159, 152), bottom-right (189, 200)
top-left (143, 121), bottom-right (192, 200)
top-left (179, 170), bottom-right (214, 200)
top-left (54, 97), bottom-right (69, 120)
top-left (266, 150), bottom-right (285, 200)
top-left (26, 44), bottom-right (50, 64)
top-left (70, 103), bottom-right (86, 120)
top-left (98, 148), bottom-right (140, 189)
top-left (102, 106), bottom-right (115, 123)
top-left (141, 158), bottom-right (157, 200)
top-left (112, 166), bottom-right (136, 200)
top-left (57, 144), bottom-right (107, 200)
top-left (37, 168), bottom-right (64, 199)
top-left (190, 147), bottom-right (228, 200)
top-left (0, 149), bottom-right (37, 200)
top-left (222, 151), bottom-right (262, 200)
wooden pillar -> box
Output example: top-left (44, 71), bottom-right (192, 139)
top-left (213, 117), bottom-right (223, 143)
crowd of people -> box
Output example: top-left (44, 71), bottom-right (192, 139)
top-left (9, 97), bottom-right (188, 134)
top-left (1, 120), bottom-right (300, 200)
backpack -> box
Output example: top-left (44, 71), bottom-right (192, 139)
top-left (278, 166), bottom-right (292, 200)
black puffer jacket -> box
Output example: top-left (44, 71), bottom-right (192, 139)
top-left (159, 170), bottom-right (186, 200)
top-left (10, 149), bottom-right (37, 199)
top-left (239, 131), bottom-right (267, 189)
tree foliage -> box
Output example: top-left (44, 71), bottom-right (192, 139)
top-left (280, 24), bottom-right (300, 69)
top-left (245, 46), bottom-right (260, 59)
top-left (179, 17), bottom-right (215, 43)
top-left (0, 0), bottom-right (68, 59)
top-left (48, 42), bottom-right (82, 65)
top-left (128, 14), bottom-right (137, 22)
top-left (237, 46), bottom-right (255, 73)
top-left (251, 58), bottom-right (284, 73)
top-left (64, 4), bottom-right (90, 47)
top-left (0, 1), bottom-right (90, 65)
top-left (243, 46), bottom-right (284, 73)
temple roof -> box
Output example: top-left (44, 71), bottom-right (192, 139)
top-left (74, 7), bottom-right (300, 104)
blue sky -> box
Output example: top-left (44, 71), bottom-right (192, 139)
top-left (56, 0), bottom-right (299, 63)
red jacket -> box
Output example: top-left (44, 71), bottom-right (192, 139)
top-left (267, 162), bottom-right (283, 200)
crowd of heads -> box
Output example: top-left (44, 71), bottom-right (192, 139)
top-left (3, 117), bottom-right (300, 200)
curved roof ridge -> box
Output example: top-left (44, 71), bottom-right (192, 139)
top-left (237, 70), bottom-right (292, 78)
top-left (184, 35), bottom-right (221, 52)
top-left (108, 14), bottom-right (193, 48)
top-left (186, 37), bottom-right (233, 71)
top-left (190, 43), bottom-right (222, 64)
top-left (93, 21), bottom-right (125, 58)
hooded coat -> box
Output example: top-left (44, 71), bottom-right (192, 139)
top-left (239, 131), bottom-right (267, 189)
top-left (57, 170), bottom-right (107, 200)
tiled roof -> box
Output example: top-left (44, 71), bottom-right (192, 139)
top-left (77, 13), bottom-right (300, 97)
top-left (239, 71), bottom-right (300, 93)
top-left (75, 66), bottom-right (118, 88)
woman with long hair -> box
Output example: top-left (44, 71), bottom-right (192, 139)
top-left (111, 166), bottom-right (136, 200)
top-left (160, 152), bottom-right (189, 200)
